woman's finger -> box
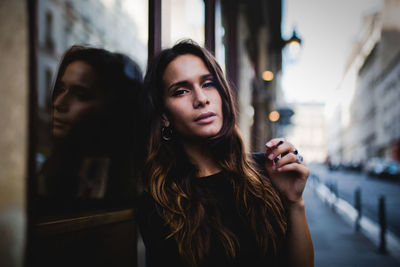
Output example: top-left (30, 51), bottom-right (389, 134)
top-left (274, 152), bottom-right (298, 169)
top-left (274, 162), bottom-right (309, 176)
top-left (265, 137), bottom-right (284, 146)
top-left (265, 139), bottom-right (295, 163)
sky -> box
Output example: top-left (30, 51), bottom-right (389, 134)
top-left (281, 0), bottom-right (382, 103)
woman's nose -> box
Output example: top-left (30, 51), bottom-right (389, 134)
top-left (53, 91), bottom-right (69, 113)
top-left (193, 87), bottom-right (209, 108)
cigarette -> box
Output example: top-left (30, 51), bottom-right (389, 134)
top-left (273, 140), bottom-right (283, 163)
top-left (274, 140), bottom-right (284, 149)
top-left (273, 141), bottom-right (284, 163)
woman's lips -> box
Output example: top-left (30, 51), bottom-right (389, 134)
top-left (194, 112), bottom-right (216, 124)
top-left (53, 118), bottom-right (68, 128)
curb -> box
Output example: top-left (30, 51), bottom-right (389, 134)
top-left (308, 177), bottom-right (400, 261)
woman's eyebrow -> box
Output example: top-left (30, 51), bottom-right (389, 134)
top-left (200, 73), bottom-right (214, 81)
top-left (166, 80), bottom-right (190, 92)
top-left (70, 85), bottom-right (90, 91)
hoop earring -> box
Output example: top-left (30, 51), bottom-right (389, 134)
top-left (161, 126), bottom-right (173, 141)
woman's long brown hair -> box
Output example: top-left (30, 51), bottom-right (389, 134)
top-left (142, 40), bottom-right (287, 265)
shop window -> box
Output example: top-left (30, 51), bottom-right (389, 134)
top-left (162, 0), bottom-right (205, 47)
top-left (35, 0), bottom-right (149, 216)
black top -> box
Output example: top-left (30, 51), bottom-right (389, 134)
top-left (136, 154), bottom-right (281, 267)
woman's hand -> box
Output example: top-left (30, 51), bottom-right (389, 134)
top-left (264, 138), bottom-right (310, 205)
top-left (265, 139), bottom-right (314, 267)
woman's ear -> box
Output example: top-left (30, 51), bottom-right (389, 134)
top-left (161, 114), bottom-right (170, 127)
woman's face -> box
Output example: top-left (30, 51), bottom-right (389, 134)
top-left (162, 54), bottom-right (223, 141)
top-left (52, 60), bottom-right (107, 139)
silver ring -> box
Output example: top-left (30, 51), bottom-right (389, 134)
top-left (295, 153), bottom-right (303, 163)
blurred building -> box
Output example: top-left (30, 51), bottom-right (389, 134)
top-left (285, 102), bottom-right (327, 164)
top-left (326, 0), bottom-right (400, 166)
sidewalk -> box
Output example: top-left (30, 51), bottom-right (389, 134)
top-left (304, 183), bottom-right (400, 266)
top-left (309, 163), bottom-right (400, 238)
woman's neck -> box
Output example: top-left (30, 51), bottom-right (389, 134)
top-left (182, 142), bottom-right (222, 177)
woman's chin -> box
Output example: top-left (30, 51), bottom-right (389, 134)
top-left (195, 130), bottom-right (221, 140)
top-left (52, 128), bottom-right (68, 140)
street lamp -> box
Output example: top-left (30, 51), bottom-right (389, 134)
top-left (262, 70), bottom-right (274, 81)
top-left (286, 28), bottom-right (302, 47)
top-left (269, 110), bottom-right (280, 122)
top-left (262, 29), bottom-right (302, 83)
top-left (282, 28), bottom-right (303, 61)
top-left (268, 107), bottom-right (294, 125)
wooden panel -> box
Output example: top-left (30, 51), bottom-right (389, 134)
top-left (36, 209), bottom-right (135, 236)
top-left (31, 210), bottom-right (138, 267)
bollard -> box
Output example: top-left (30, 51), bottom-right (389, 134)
top-left (328, 182), bottom-right (332, 193)
top-left (330, 181), bottom-right (338, 212)
top-left (333, 181), bottom-right (339, 198)
top-left (354, 188), bottom-right (362, 232)
top-left (331, 181), bottom-right (338, 212)
top-left (379, 195), bottom-right (387, 253)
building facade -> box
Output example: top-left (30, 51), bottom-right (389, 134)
top-left (286, 102), bottom-right (327, 164)
top-left (326, 0), bottom-right (400, 166)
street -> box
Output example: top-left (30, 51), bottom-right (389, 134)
top-left (303, 182), bottom-right (400, 266)
top-left (309, 163), bottom-right (400, 238)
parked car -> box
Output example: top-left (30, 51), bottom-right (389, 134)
top-left (341, 160), bottom-right (363, 172)
top-left (364, 157), bottom-right (386, 176)
top-left (364, 157), bottom-right (400, 179)
top-left (385, 160), bottom-right (400, 179)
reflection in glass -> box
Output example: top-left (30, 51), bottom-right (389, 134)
top-left (36, 0), bottom-right (148, 153)
top-left (37, 46), bottom-right (143, 215)
top-left (35, 0), bottom-right (148, 215)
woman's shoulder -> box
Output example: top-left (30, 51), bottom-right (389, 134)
top-left (135, 190), bottom-right (170, 238)
top-left (135, 191), bottom-right (157, 216)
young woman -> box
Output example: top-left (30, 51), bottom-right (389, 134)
top-left (39, 46), bottom-right (144, 213)
top-left (137, 40), bottom-right (313, 267)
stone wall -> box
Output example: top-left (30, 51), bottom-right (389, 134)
top-left (0, 0), bottom-right (28, 266)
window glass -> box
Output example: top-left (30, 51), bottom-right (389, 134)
top-left (162, 0), bottom-right (205, 48)
top-left (36, 0), bottom-right (148, 215)
top-left (214, 0), bottom-right (226, 73)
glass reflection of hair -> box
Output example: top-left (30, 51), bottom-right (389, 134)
top-left (138, 40), bottom-right (288, 266)
top-left (39, 45), bottom-right (143, 211)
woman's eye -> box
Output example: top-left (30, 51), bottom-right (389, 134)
top-left (72, 86), bottom-right (94, 101)
top-left (55, 85), bottom-right (65, 93)
top-left (76, 93), bottom-right (91, 100)
top-left (75, 91), bottom-right (95, 101)
top-left (203, 81), bottom-right (216, 88)
top-left (172, 89), bottom-right (188, 97)
top-left (53, 86), bottom-right (65, 97)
